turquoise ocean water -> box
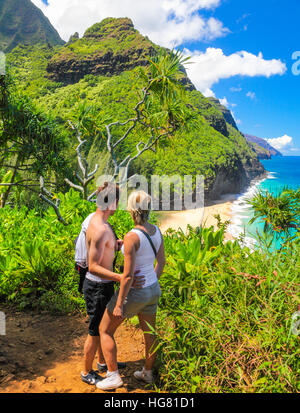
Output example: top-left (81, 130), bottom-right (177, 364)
top-left (228, 156), bottom-right (300, 249)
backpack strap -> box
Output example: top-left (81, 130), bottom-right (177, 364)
top-left (108, 222), bottom-right (119, 271)
top-left (134, 228), bottom-right (157, 258)
top-left (108, 222), bottom-right (118, 241)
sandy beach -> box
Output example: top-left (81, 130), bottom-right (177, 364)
top-left (156, 193), bottom-right (237, 240)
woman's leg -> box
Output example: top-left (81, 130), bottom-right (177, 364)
top-left (100, 309), bottom-right (124, 372)
top-left (138, 312), bottom-right (158, 371)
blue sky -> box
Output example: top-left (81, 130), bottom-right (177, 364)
top-left (37, 0), bottom-right (300, 155)
top-left (189, 0), bottom-right (300, 155)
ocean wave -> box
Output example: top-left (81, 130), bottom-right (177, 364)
top-left (267, 171), bottom-right (278, 180)
top-left (227, 175), bottom-right (267, 243)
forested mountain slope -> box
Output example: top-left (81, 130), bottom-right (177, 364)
top-left (0, 0), bottom-right (64, 52)
top-left (6, 17), bottom-right (265, 201)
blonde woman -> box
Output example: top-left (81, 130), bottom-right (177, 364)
top-left (97, 190), bottom-right (166, 390)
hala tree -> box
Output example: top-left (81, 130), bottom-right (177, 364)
top-left (0, 50), bottom-right (192, 223)
top-left (0, 71), bottom-right (68, 210)
top-left (248, 187), bottom-right (300, 246)
top-left (65, 49), bottom-right (192, 201)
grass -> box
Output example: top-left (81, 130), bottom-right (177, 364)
top-left (153, 227), bottom-right (299, 393)
top-left (0, 193), bottom-right (298, 393)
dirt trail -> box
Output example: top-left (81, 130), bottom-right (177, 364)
top-left (0, 307), bottom-right (151, 393)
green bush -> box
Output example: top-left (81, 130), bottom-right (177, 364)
top-left (155, 226), bottom-right (299, 393)
top-left (0, 190), bottom-right (298, 392)
top-left (0, 189), bottom-right (136, 312)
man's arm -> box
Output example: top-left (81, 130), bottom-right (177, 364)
top-left (88, 227), bottom-right (121, 283)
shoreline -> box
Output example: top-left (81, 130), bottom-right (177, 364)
top-left (227, 171), bottom-right (270, 245)
top-left (156, 192), bottom-right (237, 240)
top-left (157, 172), bottom-right (269, 241)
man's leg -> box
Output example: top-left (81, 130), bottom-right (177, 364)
top-left (97, 282), bottom-right (115, 366)
top-left (97, 344), bottom-right (105, 365)
top-left (82, 278), bottom-right (103, 376)
top-left (99, 309), bottom-right (124, 372)
top-left (83, 335), bottom-right (100, 375)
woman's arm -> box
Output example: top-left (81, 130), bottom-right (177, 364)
top-left (155, 230), bottom-right (166, 279)
top-left (113, 232), bottom-right (138, 318)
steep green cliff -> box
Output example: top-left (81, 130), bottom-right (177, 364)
top-left (6, 17), bottom-right (265, 201)
top-left (244, 134), bottom-right (283, 158)
top-left (247, 141), bottom-right (271, 160)
top-left (208, 97), bottom-right (239, 131)
top-left (46, 18), bottom-right (155, 84)
top-left (0, 0), bottom-right (64, 52)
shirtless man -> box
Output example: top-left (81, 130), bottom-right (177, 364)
top-left (81, 182), bottom-right (143, 385)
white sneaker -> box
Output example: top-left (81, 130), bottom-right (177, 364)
top-left (133, 367), bottom-right (153, 384)
top-left (96, 371), bottom-right (124, 390)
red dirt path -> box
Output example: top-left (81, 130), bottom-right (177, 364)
top-left (0, 307), bottom-right (152, 393)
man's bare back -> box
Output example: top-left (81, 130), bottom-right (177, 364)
top-left (86, 212), bottom-right (119, 282)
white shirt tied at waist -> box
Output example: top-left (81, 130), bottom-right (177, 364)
top-left (75, 212), bottom-right (95, 268)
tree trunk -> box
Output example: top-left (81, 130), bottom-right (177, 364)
top-left (0, 155), bottom-right (21, 208)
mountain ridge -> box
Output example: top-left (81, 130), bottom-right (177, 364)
top-left (6, 16), bottom-right (266, 200)
top-left (208, 97), bottom-right (239, 131)
top-left (244, 134), bottom-right (283, 158)
top-left (45, 17), bottom-right (195, 92)
top-left (0, 0), bottom-right (64, 52)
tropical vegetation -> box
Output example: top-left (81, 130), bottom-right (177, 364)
top-left (0, 15), bottom-right (298, 394)
top-left (0, 188), bottom-right (299, 393)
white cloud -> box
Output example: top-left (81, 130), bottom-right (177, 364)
top-left (236, 13), bottom-right (251, 24)
top-left (183, 48), bottom-right (287, 96)
top-left (219, 96), bottom-right (236, 108)
top-left (230, 86), bottom-right (242, 92)
top-left (267, 135), bottom-right (293, 151)
top-left (32, 0), bottom-right (288, 109)
top-left (219, 97), bottom-right (229, 107)
top-left (246, 91), bottom-right (256, 100)
top-left (204, 89), bottom-right (216, 98)
top-left (31, 0), bottom-right (228, 47)
top-left (231, 111), bottom-right (242, 126)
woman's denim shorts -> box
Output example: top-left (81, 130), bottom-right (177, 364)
top-left (107, 281), bottom-right (161, 318)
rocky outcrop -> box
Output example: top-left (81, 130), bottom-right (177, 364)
top-left (46, 18), bottom-right (156, 84)
top-left (0, 0), bottom-right (64, 52)
top-left (189, 94), bottom-right (229, 137)
top-left (206, 157), bottom-right (266, 201)
top-left (247, 141), bottom-right (271, 160)
top-left (46, 18), bottom-right (195, 89)
top-left (244, 134), bottom-right (283, 157)
top-left (47, 48), bottom-right (153, 84)
top-left (208, 97), bottom-right (238, 130)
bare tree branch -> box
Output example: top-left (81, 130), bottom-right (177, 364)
top-left (105, 82), bottom-right (154, 181)
top-left (64, 178), bottom-right (84, 193)
top-left (0, 179), bottom-right (37, 187)
top-left (64, 121), bottom-right (98, 200)
top-left (117, 129), bottom-right (169, 186)
top-left (87, 191), bottom-right (97, 202)
top-left (39, 176), bottom-right (67, 226)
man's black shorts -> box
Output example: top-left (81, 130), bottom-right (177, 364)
top-left (83, 278), bottom-right (115, 336)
